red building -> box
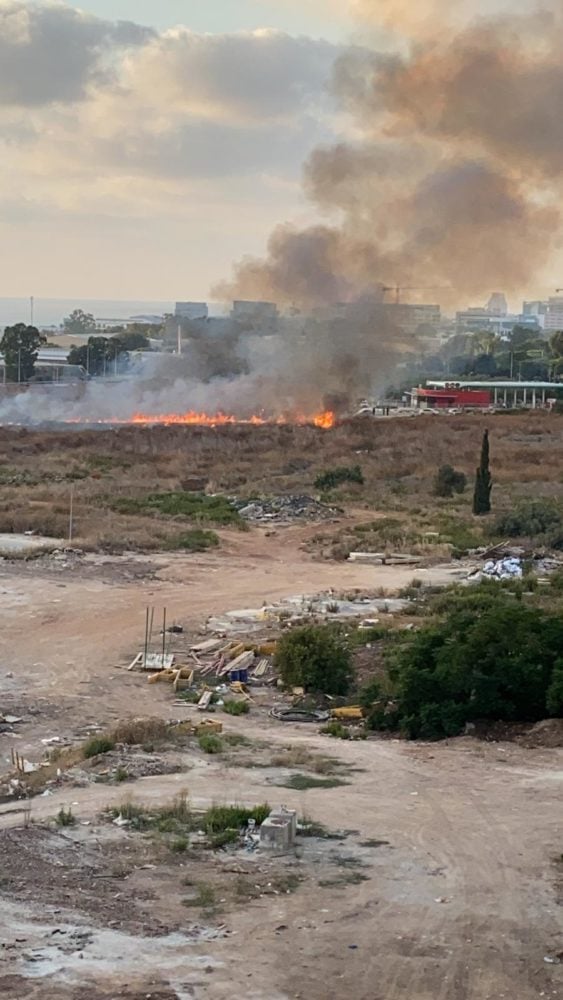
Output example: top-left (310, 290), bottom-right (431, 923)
top-left (413, 387), bottom-right (491, 410)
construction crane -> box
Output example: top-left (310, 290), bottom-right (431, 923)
top-left (382, 285), bottom-right (449, 304)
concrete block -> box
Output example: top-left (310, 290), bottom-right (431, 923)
top-left (260, 808), bottom-right (297, 850)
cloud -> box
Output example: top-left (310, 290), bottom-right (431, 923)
top-left (0, 0), bottom-right (152, 106)
top-left (121, 27), bottom-right (339, 124)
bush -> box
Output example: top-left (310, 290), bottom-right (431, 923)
top-left (83, 735), bottom-right (115, 759)
top-left (111, 491), bottom-right (241, 526)
top-left (222, 700), bottom-right (250, 716)
top-left (169, 529), bottom-right (220, 552)
top-left (382, 601), bottom-right (563, 740)
top-left (275, 624), bottom-right (353, 695)
top-left (433, 465), bottom-right (467, 498)
top-left (490, 500), bottom-right (563, 539)
top-left (198, 734), bottom-right (223, 754)
top-left (314, 465), bottom-right (364, 491)
top-left (55, 806), bottom-right (76, 827)
top-left (203, 803), bottom-right (270, 834)
top-left (320, 721), bottom-right (351, 740)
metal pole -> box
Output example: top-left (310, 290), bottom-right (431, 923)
top-left (17, 348), bottom-right (21, 384)
top-left (30, 296), bottom-right (34, 326)
top-left (69, 484), bottom-right (74, 543)
top-left (87, 345), bottom-right (90, 376)
top-left (144, 606), bottom-right (150, 669)
top-left (162, 608), bottom-right (167, 664)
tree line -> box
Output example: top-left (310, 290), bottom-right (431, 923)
top-left (0, 308), bottom-right (157, 382)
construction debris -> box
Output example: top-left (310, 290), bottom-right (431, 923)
top-left (348, 552), bottom-right (423, 566)
top-left (234, 495), bottom-right (340, 524)
top-left (269, 707), bottom-right (331, 723)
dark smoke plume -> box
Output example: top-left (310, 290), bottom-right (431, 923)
top-left (217, 3), bottom-right (562, 310)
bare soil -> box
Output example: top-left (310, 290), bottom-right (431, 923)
top-left (0, 422), bottom-right (562, 999)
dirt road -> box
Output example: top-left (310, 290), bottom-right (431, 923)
top-left (0, 529), bottom-right (561, 999)
top-left (1, 722), bottom-right (562, 1000)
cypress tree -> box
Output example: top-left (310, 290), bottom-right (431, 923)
top-left (473, 429), bottom-right (492, 515)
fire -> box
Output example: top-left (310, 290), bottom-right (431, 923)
top-left (101, 409), bottom-right (337, 428)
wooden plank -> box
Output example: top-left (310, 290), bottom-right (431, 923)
top-left (197, 690), bottom-right (212, 711)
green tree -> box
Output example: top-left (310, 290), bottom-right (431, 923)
top-left (68, 335), bottom-right (125, 376)
top-left (112, 330), bottom-right (150, 351)
top-left (473, 430), bottom-right (492, 515)
top-left (63, 309), bottom-right (96, 337)
top-left (433, 465), bottom-right (467, 498)
top-left (0, 323), bottom-right (45, 382)
top-left (274, 624), bottom-right (353, 695)
top-left (383, 599), bottom-right (563, 739)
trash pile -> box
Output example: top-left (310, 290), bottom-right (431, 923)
top-left (470, 557), bottom-right (523, 581)
top-left (234, 495), bottom-right (341, 524)
top-left (206, 593), bottom-right (409, 636)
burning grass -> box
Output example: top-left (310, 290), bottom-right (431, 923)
top-left (0, 413), bottom-right (562, 552)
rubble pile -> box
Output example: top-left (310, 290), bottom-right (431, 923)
top-left (234, 494), bottom-right (341, 524)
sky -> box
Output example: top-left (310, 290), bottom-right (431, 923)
top-left (0, 0), bottom-right (559, 304)
top-left (0, 0), bottom-right (356, 300)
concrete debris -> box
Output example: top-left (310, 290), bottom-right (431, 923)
top-left (260, 808), bottom-right (298, 850)
top-left (470, 557), bottom-right (523, 582)
top-left (234, 495), bottom-right (340, 524)
top-left (349, 552), bottom-right (423, 565)
top-left (206, 593), bottom-right (409, 636)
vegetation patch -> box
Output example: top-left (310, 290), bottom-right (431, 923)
top-left (83, 736), bottom-right (116, 759)
top-left (276, 773), bottom-right (350, 790)
top-left (275, 624), bottom-right (353, 695)
top-left (110, 491), bottom-right (242, 526)
top-left (198, 734), bottom-right (224, 754)
top-left (168, 529), bottom-right (220, 551)
top-left (314, 465), bottom-right (364, 490)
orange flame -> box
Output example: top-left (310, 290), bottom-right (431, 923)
top-left (67, 410), bottom-right (336, 428)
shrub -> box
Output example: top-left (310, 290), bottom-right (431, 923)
top-left (83, 735), bottom-right (115, 759)
top-left (490, 500), bottom-right (563, 539)
top-left (314, 465), bottom-right (364, 490)
top-left (169, 529), bottom-right (220, 552)
top-left (55, 806), bottom-right (76, 827)
top-left (222, 700), bottom-right (250, 716)
top-left (170, 836), bottom-right (189, 853)
top-left (111, 491), bottom-right (241, 526)
top-left (198, 734), bottom-right (223, 754)
top-left (320, 721), bottom-right (351, 740)
top-left (382, 601), bottom-right (563, 740)
top-left (275, 624), bottom-right (353, 695)
top-left (433, 465), bottom-right (467, 498)
top-left (203, 803), bottom-right (270, 834)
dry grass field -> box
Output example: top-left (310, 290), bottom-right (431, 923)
top-left (0, 411), bottom-right (561, 551)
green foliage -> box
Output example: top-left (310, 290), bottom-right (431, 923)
top-left (320, 721), bottom-right (351, 739)
top-left (63, 309), bottom-right (96, 337)
top-left (170, 836), bottom-right (189, 853)
top-left (490, 500), bottom-right (563, 539)
top-left (112, 330), bottom-right (150, 351)
top-left (358, 678), bottom-right (382, 711)
top-left (198, 734), bottom-right (224, 754)
top-left (111, 491), bottom-right (241, 526)
top-left (433, 465), bottom-right (467, 498)
top-left (203, 803), bottom-right (270, 834)
top-left (169, 529), bottom-right (220, 552)
top-left (55, 806), bottom-right (76, 827)
top-left (314, 465), bottom-right (364, 490)
top-left (222, 700), bottom-right (250, 716)
top-left (275, 624), bottom-right (353, 695)
top-left (83, 735), bottom-right (115, 759)
top-left (384, 601), bottom-right (563, 739)
top-left (0, 323), bottom-right (46, 382)
top-left (68, 335), bottom-right (124, 376)
top-left (473, 430), bottom-right (492, 515)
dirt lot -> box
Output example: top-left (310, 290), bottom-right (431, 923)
top-left (1, 415), bottom-right (563, 999)
top-left (0, 518), bottom-right (561, 1000)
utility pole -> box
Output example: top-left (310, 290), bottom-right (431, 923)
top-left (177, 324), bottom-right (182, 356)
top-left (30, 296), bottom-right (34, 326)
top-left (69, 484), bottom-right (74, 544)
top-left (17, 348), bottom-right (21, 384)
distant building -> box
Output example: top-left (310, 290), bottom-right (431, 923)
top-left (175, 302), bottom-right (209, 320)
top-left (231, 301), bottom-right (278, 323)
top-left (545, 297), bottom-right (563, 332)
top-left (385, 303), bottom-right (441, 335)
top-left (486, 292), bottom-right (508, 316)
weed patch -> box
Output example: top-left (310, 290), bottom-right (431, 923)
top-left (277, 773), bottom-right (350, 790)
top-left (83, 736), bottom-right (115, 759)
